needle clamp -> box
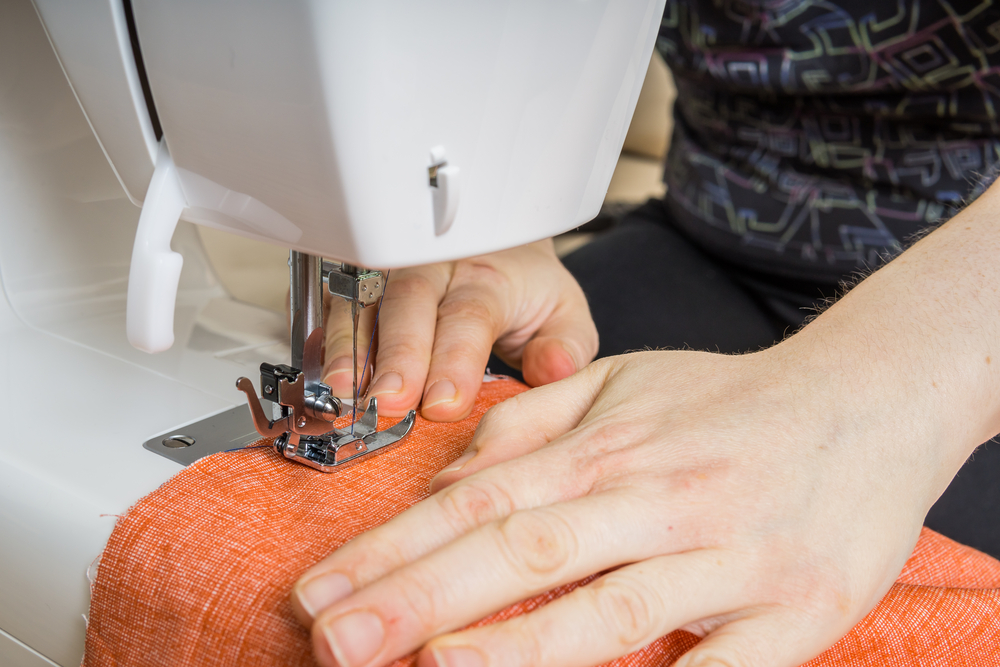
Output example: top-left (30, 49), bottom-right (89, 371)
top-left (324, 262), bottom-right (384, 307)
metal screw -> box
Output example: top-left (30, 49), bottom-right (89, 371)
top-left (355, 443), bottom-right (363, 451)
top-left (297, 417), bottom-right (307, 428)
top-left (265, 385), bottom-right (273, 394)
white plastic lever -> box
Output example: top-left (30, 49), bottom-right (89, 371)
top-left (432, 164), bottom-right (460, 235)
top-left (126, 140), bottom-right (187, 353)
top-left (429, 146), bottom-right (460, 236)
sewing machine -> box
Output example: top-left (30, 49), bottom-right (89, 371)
top-left (0, 0), bottom-right (662, 664)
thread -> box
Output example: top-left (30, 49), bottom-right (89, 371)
top-left (222, 444), bottom-right (272, 453)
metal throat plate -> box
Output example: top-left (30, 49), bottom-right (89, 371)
top-left (143, 404), bottom-right (261, 466)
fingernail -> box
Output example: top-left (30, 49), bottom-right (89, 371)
top-left (368, 372), bottom-right (403, 397)
top-left (431, 646), bottom-right (485, 667)
top-left (325, 356), bottom-right (353, 381)
top-left (423, 379), bottom-right (457, 408)
top-left (322, 610), bottom-right (384, 667)
top-left (298, 573), bottom-right (353, 618)
top-left (442, 450), bottom-right (475, 474)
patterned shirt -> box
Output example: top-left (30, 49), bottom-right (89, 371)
top-left (657, 0), bottom-right (1000, 282)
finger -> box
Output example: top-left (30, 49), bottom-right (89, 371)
top-left (293, 361), bottom-right (617, 625)
top-left (293, 447), bottom-right (590, 626)
top-left (294, 360), bottom-right (617, 625)
top-left (364, 266), bottom-right (451, 417)
top-left (429, 362), bottom-right (611, 492)
top-left (517, 287), bottom-right (598, 388)
top-left (309, 494), bottom-right (679, 667)
top-left (420, 551), bottom-right (743, 667)
top-left (671, 611), bottom-right (831, 667)
top-left (323, 296), bottom-right (376, 398)
top-left (419, 271), bottom-right (514, 422)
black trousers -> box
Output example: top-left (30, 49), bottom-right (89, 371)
top-left (494, 201), bottom-right (1000, 558)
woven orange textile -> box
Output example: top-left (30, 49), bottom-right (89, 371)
top-left (84, 378), bottom-right (1000, 666)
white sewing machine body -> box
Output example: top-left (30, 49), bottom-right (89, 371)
top-left (0, 0), bottom-right (662, 663)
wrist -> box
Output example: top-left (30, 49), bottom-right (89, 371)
top-left (771, 269), bottom-right (990, 508)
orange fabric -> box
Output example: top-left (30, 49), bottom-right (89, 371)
top-left (84, 378), bottom-right (1000, 666)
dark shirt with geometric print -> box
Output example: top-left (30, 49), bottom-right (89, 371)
top-left (657, 0), bottom-right (1000, 282)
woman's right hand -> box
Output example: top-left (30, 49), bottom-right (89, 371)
top-left (322, 239), bottom-right (599, 422)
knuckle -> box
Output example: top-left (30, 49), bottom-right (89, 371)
top-left (348, 533), bottom-right (406, 582)
top-left (387, 271), bottom-right (440, 302)
top-left (508, 616), bottom-right (546, 666)
top-left (453, 259), bottom-right (511, 289)
top-left (438, 295), bottom-right (497, 329)
top-left (496, 509), bottom-right (576, 580)
top-left (437, 479), bottom-right (515, 533)
top-left (588, 575), bottom-right (655, 648)
top-left (376, 337), bottom-right (427, 365)
top-left (564, 422), bottom-right (644, 493)
top-left (325, 329), bottom-right (355, 351)
top-left (391, 567), bottom-right (449, 633)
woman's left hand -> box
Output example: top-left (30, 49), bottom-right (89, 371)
top-left (290, 183), bottom-right (1000, 667)
top-left (289, 343), bottom-right (954, 667)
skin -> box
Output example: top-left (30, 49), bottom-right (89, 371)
top-left (297, 179), bottom-right (1000, 667)
top-left (321, 239), bottom-right (598, 420)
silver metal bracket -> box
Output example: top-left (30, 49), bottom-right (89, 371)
top-left (275, 397), bottom-right (416, 471)
top-left (324, 261), bottom-right (384, 307)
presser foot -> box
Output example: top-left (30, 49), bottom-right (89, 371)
top-left (236, 367), bottom-right (416, 472)
top-left (275, 398), bottom-right (417, 471)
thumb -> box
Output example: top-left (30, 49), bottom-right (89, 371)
top-left (429, 359), bottom-right (612, 493)
top-left (519, 293), bottom-right (598, 387)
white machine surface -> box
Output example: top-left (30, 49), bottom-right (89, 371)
top-left (0, 0), bottom-right (662, 663)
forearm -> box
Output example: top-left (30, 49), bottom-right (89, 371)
top-left (782, 178), bottom-right (1000, 503)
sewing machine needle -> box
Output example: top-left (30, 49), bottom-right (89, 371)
top-left (351, 299), bottom-right (359, 431)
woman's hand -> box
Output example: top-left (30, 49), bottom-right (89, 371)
top-left (290, 340), bottom-right (962, 667)
top-left (295, 179), bottom-right (1000, 667)
top-left (322, 240), bottom-right (597, 421)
